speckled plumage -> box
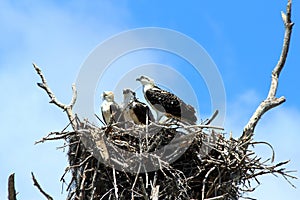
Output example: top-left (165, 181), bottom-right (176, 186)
top-left (123, 89), bottom-right (154, 125)
top-left (137, 76), bottom-right (197, 124)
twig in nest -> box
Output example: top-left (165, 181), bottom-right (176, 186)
top-left (204, 195), bottom-right (226, 200)
top-left (31, 172), bottom-right (53, 200)
top-left (78, 163), bottom-right (89, 200)
top-left (131, 163), bottom-right (141, 199)
top-left (201, 167), bottom-right (216, 200)
top-left (95, 113), bottom-right (105, 126)
top-left (112, 167), bottom-right (119, 199)
top-left (139, 176), bottom-right (149, 200)
top-left (204, 110), bottom-right (219, 125)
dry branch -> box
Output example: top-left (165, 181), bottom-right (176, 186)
top-left (242, 0), bottom-right (294, 140)
top-left (33, 63), bottom-right (77, 129)
top-left (31, 172), bottom-right (53, 200)
top-left (8, 173), bottom-right (17, 200)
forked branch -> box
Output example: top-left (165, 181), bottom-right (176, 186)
top-left (33, 63), bottom-right (77, 129)
top-left (242, 0), bottom-right (294, 140)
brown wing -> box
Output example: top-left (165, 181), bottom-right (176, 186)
top-left (145, 87), bottom-right (197, 124)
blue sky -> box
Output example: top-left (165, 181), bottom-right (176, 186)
top-left (1, 0), bottom-right (299, 199)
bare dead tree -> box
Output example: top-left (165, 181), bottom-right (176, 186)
top-left (242, 0), bottom-right (294, 141)
top-left (12, 0), bottom-right (295, 199)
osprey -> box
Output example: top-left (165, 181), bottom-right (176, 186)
top-left (136, 75), bottom-right (197, 124)
top-left (123, 88), bottom-right (154, 125)
top-left (101, 91), bottom-right (124, 125)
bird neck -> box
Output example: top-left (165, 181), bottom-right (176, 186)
top-left (143, 83), bottom-right (154, 92)
top-left (123, 95), bottom-right (132, 105)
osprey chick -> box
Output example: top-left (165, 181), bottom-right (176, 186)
top-left (101, 91), bottom-right (124, 125)
top-left (123, 88), bottom-right (154, 125)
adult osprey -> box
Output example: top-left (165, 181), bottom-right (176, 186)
top-left (123, 88), bottom-right (154, 125)
top-left (101, 91), bottom-right (124, 125)
top-left (136, 75), bottom-right (197, 124)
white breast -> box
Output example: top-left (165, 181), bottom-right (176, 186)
top-left (101, 101), bottom-right (113, 123)
top-left (123, 104), bottom-right (132, 122)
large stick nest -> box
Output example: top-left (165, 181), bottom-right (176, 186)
top-left (31, 1), bottom-right (296, 199)
top-left (38, 116), bottom-right (295, 200)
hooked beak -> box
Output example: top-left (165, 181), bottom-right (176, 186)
top-left (136, 77), bottom-right (141, 82)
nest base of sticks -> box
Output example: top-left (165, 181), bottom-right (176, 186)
top-left (36, 117), bottom-right (295, 200)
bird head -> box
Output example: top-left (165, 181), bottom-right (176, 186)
top-left (102, 91), bottom-right (114, 101)
top-left (123, 88), bottom-right (136, 103)
top-left (136, 75), bottom-right (155, 86)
